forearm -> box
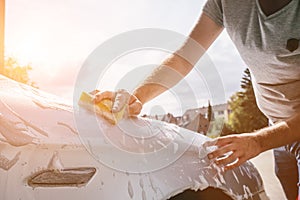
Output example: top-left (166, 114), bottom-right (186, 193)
top-left (133, 31), bottom-right (209, 105)
top-left (133, 14), bottom-right (223, 105)
top-left (255, 113), bottom-right (300, 152)
top-left (133, 53), bottom-right (194, 105)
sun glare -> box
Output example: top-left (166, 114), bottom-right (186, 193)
top-left (12, 32), bottom-right (47, 66)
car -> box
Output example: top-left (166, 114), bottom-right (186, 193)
top-left (0, 75), bottom-right (269, 200)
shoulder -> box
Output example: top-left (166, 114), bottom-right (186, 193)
top-left (203, 0), bottom-right (256, 27)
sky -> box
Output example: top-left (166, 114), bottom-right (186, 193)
top-left (5, 0), bottom-right (248, 115)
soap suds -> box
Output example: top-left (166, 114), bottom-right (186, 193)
top-left (0, 152), bottom-right (21, 171)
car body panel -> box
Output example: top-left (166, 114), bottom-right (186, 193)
top-left (0, 76), bottom-right (268, 200)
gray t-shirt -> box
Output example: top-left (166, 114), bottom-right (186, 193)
top-left (203, 0), bottom-right (300, 122)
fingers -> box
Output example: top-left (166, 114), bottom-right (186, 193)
top-left (204, 136), bottom-right (237, 160)
top-left (207, 144), bottom-right (235, 160)
top-left (204, 136), bottom-right (235, 149)
top-left (211, 148), bottom-right (245, 171)
top-left (215, 151), bottom-right (242, 166)
top-left (127, 95), bottom-right (142, 115)
top-left (93, 91), bottom-right (115, 103)
top-left (91, 89), bottom-right (143, 116)
top-left (112, 90), bottom-right (143, 116)
top-left (204, 135), bottom-right (247, 170)
top-left (224, 156), bottom-right (246, 171)
top-left (128, 100), bottom-right (142, 115)
top-left (112, 90), bottom-right (131, 113)
top-left (89, 90), bottom-right (100, 95)
top-left (129, 94), bottom-right (138, 104)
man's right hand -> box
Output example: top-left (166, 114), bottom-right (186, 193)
top-left (91, 89), bottom-right (143, 116)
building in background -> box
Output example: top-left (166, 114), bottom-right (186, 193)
top-left (184, 103), bottom-right (231, 122)
top-left (142, 112), bottom-right (209, 135)
top-left (142, 103), bottom-right (230, 136)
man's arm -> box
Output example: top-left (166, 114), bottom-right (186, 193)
top-left (206, 112), bottom-right (300, 170)
top-left (94, 13), bottom-right (223, 115)
top-left (257, 113), bottom-right (300, 151)
top-left (133, 13), bottom-right (224, 106)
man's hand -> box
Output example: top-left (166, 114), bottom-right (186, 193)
top-left (204, 133), bottom-right (262, 171)
top-left (91, 89), bottom-right (143, 116)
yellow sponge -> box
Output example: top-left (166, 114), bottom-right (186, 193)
top-left (78, 92), bottom-right (126, 125)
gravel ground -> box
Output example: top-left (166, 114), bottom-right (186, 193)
top-left (250, 150), bottom-right (287, 200)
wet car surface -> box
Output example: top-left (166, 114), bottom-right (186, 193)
top-left (0, 76), bottom-right (269, 200)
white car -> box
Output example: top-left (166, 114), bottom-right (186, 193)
top-left (0, 76), bottom-right (269, 200)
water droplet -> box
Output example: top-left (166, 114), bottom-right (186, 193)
top-left (243, 185), bottom-right (253, 199)
top-left (156, 140), bottom-right (167, 149)
top-left (142, 189), bottom-right (147, 200)
top-left (133, 138), bottom-right (139, 144)
top-left (213, 176), bottom-right (222, 187)
top-left (198, 175), bottom-right (209, 190)
top-left (191, 180), bottom-right (201, 191)
top-left (128, 181), bottom-right (134, 199)
top-left (47, 151), bottom-right (64, 170)
top-left (141, 136), bottom-right (145, 145)
top-left (148, 176), bottom-right (156, 193)
top-left (139, 178), bottom-right (144, 188)
top-left (173, 142), bottom-right (178, 154)
top-left (122, 134), bottom-right (126, 146)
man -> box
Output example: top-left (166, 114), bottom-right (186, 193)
top-left (94, 0), bottom-right (300, 199)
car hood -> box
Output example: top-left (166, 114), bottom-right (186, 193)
top-left (0, 75), bottom-right (266, 200)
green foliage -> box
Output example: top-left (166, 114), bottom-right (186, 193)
top-left (3, 57), bottom-right (37, 87)
top-left (226, 68), bottom-right (267, 133)
top-left (220, 123), bottom-right (234, 136)
top-left (207, 117), bottom-right (225, 138)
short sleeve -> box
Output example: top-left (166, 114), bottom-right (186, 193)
top-left (202, 0), bottom-right (224, 27)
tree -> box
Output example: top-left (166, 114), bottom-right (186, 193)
top-left (207, 117), bottom-right (225, 138)
top-left (207, 100), bottom-right (213, 122)
top-left (227, 68), bottom-right (267, 133)
top-left (3, 57), bottom-right (37, 87)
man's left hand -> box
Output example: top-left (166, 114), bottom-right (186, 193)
top-left (204, 133), bottom-right (262, 170)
